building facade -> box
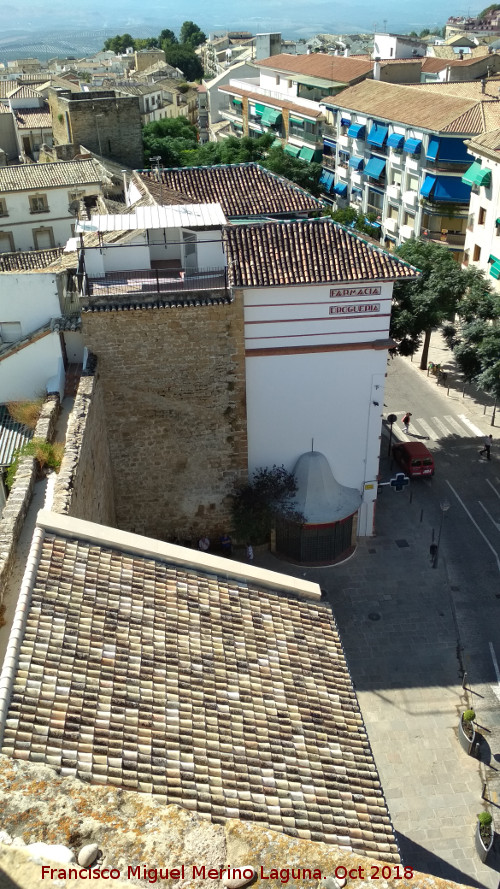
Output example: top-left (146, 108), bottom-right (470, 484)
top-left (462, 129), bottom-right (500, 289)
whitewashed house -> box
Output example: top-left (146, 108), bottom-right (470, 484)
top-left (0, 159), bottom-right (103, 253)
top-left (462, 129), bottom-right (500, 289)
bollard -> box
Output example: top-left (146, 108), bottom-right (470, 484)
top-left (462, 671), bottom-right (468, 690)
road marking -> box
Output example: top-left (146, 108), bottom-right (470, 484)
top-left (444, 415), bottom-right (468, 435)
top-left (489, 642), bottom-right (500, 687)
top-left (458, 414), bottom-right (484, 437)
top-left (478, 500), bottom-right (500, 532)
top-left (413, 418), bottom-right (436, 440)
top-left (431, 416), bottom-right (452, 437)
top-left (486, 479), bottom-right (500, 500)
top-left (445, 479), bottom-right (500, 573)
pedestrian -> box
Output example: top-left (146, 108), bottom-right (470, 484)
top-left (402, 412), bottom-right (412, 435)
top-left (429, 543), bottom-right (438, 564)
top-left (198, 535), bottom-right (210, 552)
top-left (246, 543), bottom-right (254, 561)
top-left (220, 533), bottom-right (232, 556)
top-left (479, 434), bottom-right (493, 461)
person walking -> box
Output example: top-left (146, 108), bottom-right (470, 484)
top-left (198, 535), bottom-right (210, 552)
top-left (246, 543), bottom-right (254, 561)
top-left (220, 533), bottom-right (232, 556)
top-left (479, 434), bottom-right (493, 460)
top-left (402, 412), bottom-right (412, 435)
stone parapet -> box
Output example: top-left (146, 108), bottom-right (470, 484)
top-left (0, 395), bottom-right (59, 603)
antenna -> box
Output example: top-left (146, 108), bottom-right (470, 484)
top-left (382, 19), bottom-right (387, 32)
top-left (311, 438), bottom-right (314, 452)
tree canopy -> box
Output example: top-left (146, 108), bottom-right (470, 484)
top-left (102, 21), bottom-right (206, 80)
top-left (442, 281), bottom-right (500, 401)
top-left (179, 20), bottom-right (207, 48)
top-left (162, 44), bottom-right (203, 80)
top-left (142, 117), bottom-right (198, 165)
top-left (327, 206), bottom-right (381, 237)
top-left (390, 239), bottom-right (493, 369)
top-left (232, 465), bottom-right (303, 544)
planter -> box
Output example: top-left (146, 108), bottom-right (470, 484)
top-left (458, 713), bottom-right (476, 755)
top-left (475, 818), bottom-right (494, 863)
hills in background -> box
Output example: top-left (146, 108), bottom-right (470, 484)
top-left (0, 1), bottom-right (479, 64)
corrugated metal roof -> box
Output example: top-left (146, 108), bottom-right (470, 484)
top-left (79, 203), bottom-right (227, 233)
top-left (0, 405), bottom-right (34, 469)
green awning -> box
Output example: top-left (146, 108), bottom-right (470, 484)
top-left (261, 106), bottom-right (282, 126)
top-left (255, 103), bottom-right (265, 115)
top-left (462, 161), bottom-right (483, 186)
top-left (284, 143), bottom-right (300, 157)
top-left (490, 261), bottom-right (500, 279)
top-left (232, 97), bottom-right (242, 105)
top-left (233, 121), bottom-right (243, 129)
top-left (289, 115), bottom-right (304, 125)
top-left (475, 167), bottom-right (492, 187)
top-left (298, 146), bottom-right (315, 163)
top-left (272, 138), bottom-right (282, 148)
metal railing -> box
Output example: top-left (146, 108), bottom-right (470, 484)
top-left (288, 126), bottom-right (319, 145)
top-left (420, 230), bottom-right (466, 247)
top-left (81, 267), bottom-right (228, 299)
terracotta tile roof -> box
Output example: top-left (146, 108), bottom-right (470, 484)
top-left (466, 126), bottom-right (500, 153)
top-left (430, 45), bottom-right (491, 59)
top-left (255, 53), bottom-right (373, 84)
top-left (0, 514), bottom-right (399, 860)
top-left (6, 85), bottom-right (41, 99)
top-left (0, 105), bottom-right (11, 114)
top-left (324, 78), bottom-right (500, 133)
top-left (0, 247), bottom-right (63, 273)
top-left (219, 83), bottom-right (323, 119)
top-left (224, 219), bottom-right (419, 287)
top-left (137, 164), bottom-right (321, 218)
top-left (0, 159), bottom-right (102, 193)
top-left (410, 79), bottom-right (500, 98)
top-left (13, 107), bottom-right (52, 129)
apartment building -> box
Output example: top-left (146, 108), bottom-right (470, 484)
top-left (462, 129), bottom-right (500, 288)
top-left (217, 54), bottom-right (376, 160)
top-left (319, 79), bottom-right (500, 259)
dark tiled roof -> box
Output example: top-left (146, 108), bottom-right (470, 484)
top-left (0, 519), bottom-right (398, 860)
top-left (13, 107), bottom-right (52, 129)
top-left (138, 164), bottom-right (321, 218)
top-left (82, 294), bottom-right (232, 312)
top-left (224, 219), bottom-right (419, 287)
top-left (0, 248), bottom-right (63, 272)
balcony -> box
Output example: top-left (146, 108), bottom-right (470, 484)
top-left (77, 266), bottom-right (228, 304)
top-left (322, 155), bottom-right (335, 170)
top-left (420, 230), bottom-right (466, 248)
top-left (288, 126), bottom-right (319, 145)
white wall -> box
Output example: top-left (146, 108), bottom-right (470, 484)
top-left (0, 184), bottom-right (100, 251)
top-left (259, 70), bottom-right (298, 99)
top-left (195, 231), bottom-right (225, 268)
top-left (0, 332), bottom-right (64, 401)
top-left (245, 349), bottom-right (387, 535)
top-left (464, 155), bottom-right (500, 289)
top-left (0, 272), bottom-right (61, 333)
top-left (63, 330), bottom-right (84, 363)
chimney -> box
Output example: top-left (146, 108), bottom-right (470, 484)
top-left (344, 47), bottom-right (350, 57)
top-left (373, 57), bottom-right (381, 80)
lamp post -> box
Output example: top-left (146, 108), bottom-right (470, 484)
top-left (433, 499), bottom-right (451, 569)
top-left (387, 413), bottom-right (397, 458)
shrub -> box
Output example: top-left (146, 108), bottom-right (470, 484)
top-left (7, 399), bottom-right (43, 430)
top-left (232, 464), bottom-right (303, 544)
top-left (463, 709), bottom-right (476, 722)
top-left (5, 439), bottom-right (64, 490)
top-left (478, 811), bottom-right (493, 827)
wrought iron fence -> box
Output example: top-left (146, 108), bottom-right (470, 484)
top-left (81, 267), bottom-right (228, 298)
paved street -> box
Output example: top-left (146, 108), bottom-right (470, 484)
top-left (255, 337), bottom-right (500, 888)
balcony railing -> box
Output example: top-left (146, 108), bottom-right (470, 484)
top-left (288, 126), bottom-right (319, 145)
top-left (79, 267), bottom-right (228, 300)
top-left (322, 155), bottom-right (335, 170)
top-left (420, 230), bottom-right (466, 247)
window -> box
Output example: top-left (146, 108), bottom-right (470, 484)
top-left (0, 199), bottom-right (7, 217)
top-left (287, 79), bottom-right (293, 88)
top-left (388, 204), bottom-right (399, 220)
top-left (33, 227), bottom-right (55, 250)
top-left (391, 170), bottom-right (402, 186)
top-left (367, 188), bottom-right (384, 212)
top-left (403, 212), bottom-right (415, 229)
top-left (276, 75), bottom-right (280, 85)
top-left (29, 194), bottom-right (49, 213)
top-left (406, 174), bottom-right (419, 192)
top-left (479, 207), bottom-right (487, 225)
top-left (473, 244), bottom-right (481, 261)
top-left (338, 150), bottom-right (350, 168)
top-left (0, 322), bottom-right (22, 342)
top-left (0, 232), bottom-right (14, 253)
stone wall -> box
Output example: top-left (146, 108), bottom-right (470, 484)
top-left (0, 396), bottom-right (59, 603)
top-left (0, 756), bottom-right (469, 889)
top-left (52, 369), bottom-right (116, 526)
top-left (81, 297), bottom-right (248, 540)
top-left (48, 89), bottom-right (143, 169)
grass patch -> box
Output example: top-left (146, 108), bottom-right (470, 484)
top-left (7, 399), bottom-right (44, 430)
top-left (6, 439), bottom-right (64, 490)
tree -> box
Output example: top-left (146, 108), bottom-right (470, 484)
top-left (328, 207), bottom-right (381, 237)
top-left (179, 20), bottom-right (206, 48)
top-left (163, 44), bottom-right (203, 80)
top-left (103, 33), bottom-right (135, 54)
top-left (142, 117), bottom-right (198, 165)
top-left (232, 465), bottom-right (303, 544)
top-left (159, 28), bottom-right (178, 45)
top-left (390, 240), bottom-right (492, 369)
top-left (134, 37), bottom-right (159, 50)
top-left (264, 146), bottom-right (323, 196)
top-left (442, 285), bottom-right (500, 406)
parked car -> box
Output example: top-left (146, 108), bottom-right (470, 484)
top-left (392, 441), bottom-right (435, 478)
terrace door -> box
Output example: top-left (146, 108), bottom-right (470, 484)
top-left (182, 229), bottom-right (197, 273)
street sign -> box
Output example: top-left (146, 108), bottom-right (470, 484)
top-left (390, 472), bottom-right (410, 492)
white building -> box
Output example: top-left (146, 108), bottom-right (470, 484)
top-left (0, 247), bottom-right (82, 401)
top-left (319, 79), bottom-right (500, 259)
top-left (372, 33), bottom-right (427, 60)
top-left (462, 129), bottom-right (500, 288)
top-left (0, 159), bottom-right (103, 253)
top-left (73, 202), bottom-right (418, 549)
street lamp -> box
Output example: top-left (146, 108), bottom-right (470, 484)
top-left (387, 413), bottom-right (397, 458)
top-left (433, 499), bottom-right (451, 569)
